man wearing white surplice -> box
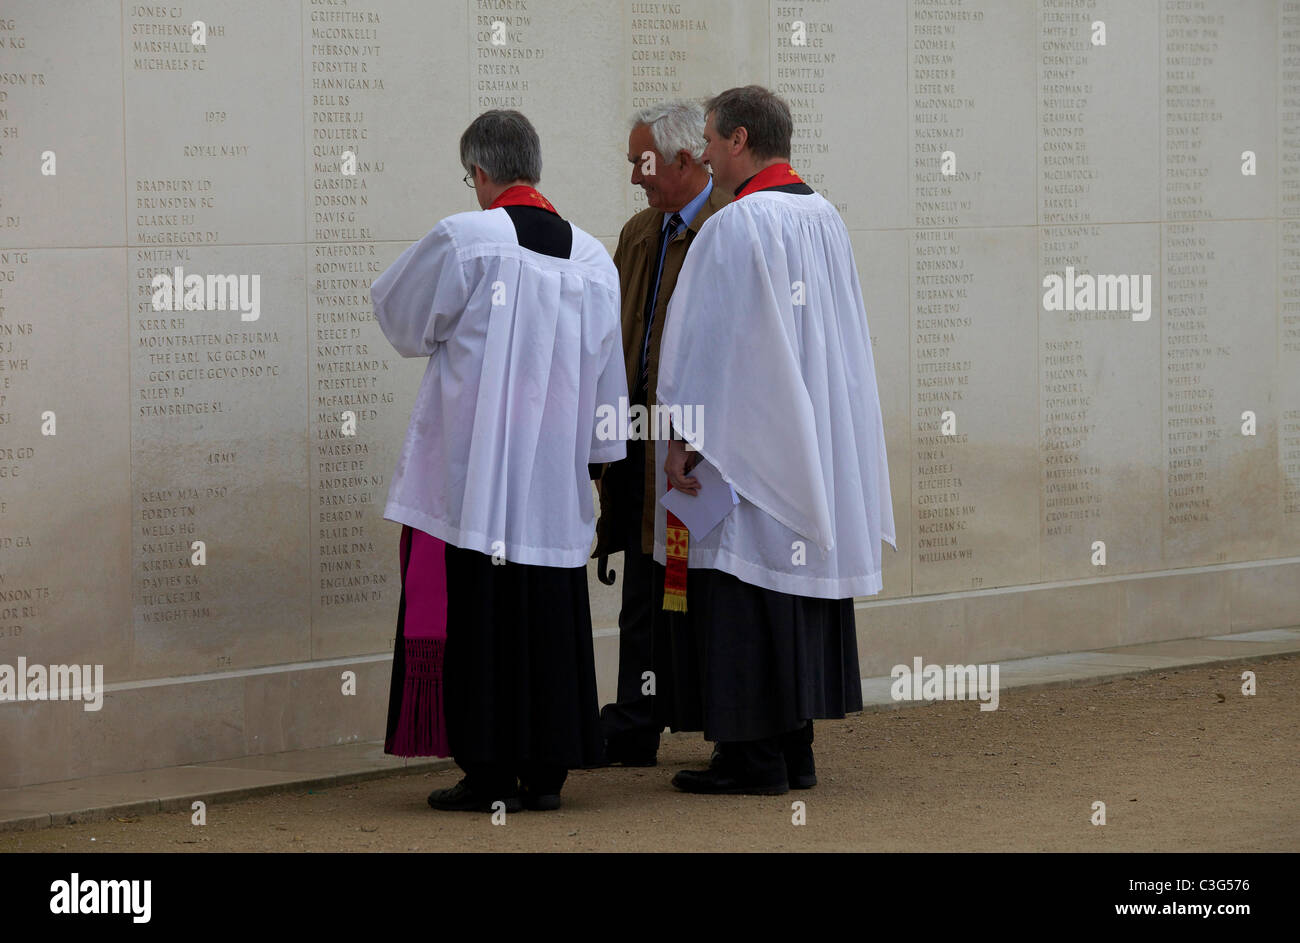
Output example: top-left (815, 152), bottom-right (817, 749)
top-left (657, 86), bottom-right (896, 795)
top-left (373, 110), bottom-right (626, 813)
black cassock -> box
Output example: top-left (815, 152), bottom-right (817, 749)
top-left (442, 544), bottom-right (604, 774)
top-left (652, 564), bottom-right (862, 744)
top-left (444, 204), bottom-right (604, 783)
top-left (384, 202), bottom-right (607, 791)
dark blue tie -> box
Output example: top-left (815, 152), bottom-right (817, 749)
top-left (638, 212), bottom-right (685, 396)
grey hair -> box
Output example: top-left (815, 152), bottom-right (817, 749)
top-left (459, 109), bottom-right (542, 185)
top-left (629, 99), bottom-right (707, 163)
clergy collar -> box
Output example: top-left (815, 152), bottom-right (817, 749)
top-left (733, 162), bottom-right (805, 198)
top-left (489, 184), bottom-right (558, 215)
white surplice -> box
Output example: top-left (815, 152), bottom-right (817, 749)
top-left (654, 189), bottom-right (896, 598)
top-left (373, 208), bottom-right (627, 567)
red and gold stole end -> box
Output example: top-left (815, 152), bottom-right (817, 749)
top-left (663, 484), bottom-right (689, 612)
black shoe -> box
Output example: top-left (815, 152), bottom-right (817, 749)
top-left (520, 787), bottom-right (562, 811)
top-left (671, 766), bottom-right (789, 796)
top-left (427, 778), bottom-right (522, 813)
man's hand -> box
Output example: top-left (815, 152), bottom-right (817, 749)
top-left (665, 438), bottom-right (701, 495)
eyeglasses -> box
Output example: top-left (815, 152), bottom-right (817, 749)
top-left (463, 168), bottom-right (475, 189)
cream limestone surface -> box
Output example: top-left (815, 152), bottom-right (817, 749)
top-left (0, 0), bottom-right (1298, 787)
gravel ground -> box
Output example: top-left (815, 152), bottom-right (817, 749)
top-left (3, 655), bottom-right (1296, 853)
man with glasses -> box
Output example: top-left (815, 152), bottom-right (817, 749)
top-left (374, 109), bottom-right (627, 812)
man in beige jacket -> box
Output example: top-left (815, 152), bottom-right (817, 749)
top-left (592, 100), bottom-right (729, 765)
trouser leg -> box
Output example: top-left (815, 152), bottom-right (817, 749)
top-left (519, 762), bottom-right (568, 796)
top-left (717, 719), bottom-right (813, 785)
top-left (780, 719), bottom-right (814, 753)
top-left (457, 760), bottom-right (517, 798)
top-left (599, 438), bottom-right (660, 753)
top-left (780, 720), bottom-right (815, 784)
top-left (716, 735), bottom-right (787, 786)
top-left (601, 546), bottom-right (658, 741)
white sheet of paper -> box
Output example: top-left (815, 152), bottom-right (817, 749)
top-left (659, 458), bottom-right (739, 538)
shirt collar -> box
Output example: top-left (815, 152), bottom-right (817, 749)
top-left (665, 176), bottom-right (713, 232)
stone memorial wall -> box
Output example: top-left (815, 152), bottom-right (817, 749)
top-left (2, 0), bottom-right (1298, 786)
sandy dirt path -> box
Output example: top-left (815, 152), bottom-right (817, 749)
top-left (3, 656), bottom-right (1295, 852)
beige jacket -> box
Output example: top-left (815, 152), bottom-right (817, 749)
top-left (593, 182), bottom-right (731, 557)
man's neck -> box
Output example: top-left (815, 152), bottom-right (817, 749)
top-left (662, 172), bottom-right (711, 214)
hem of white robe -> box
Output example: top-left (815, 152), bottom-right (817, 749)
top-left (652, 545), bottom-right (884, 599)
top-left (384, 501), bottom-right (592, 569)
